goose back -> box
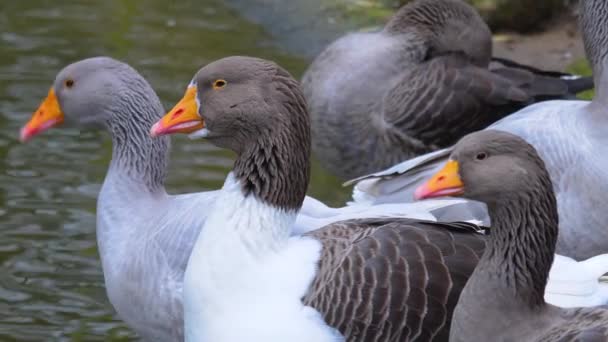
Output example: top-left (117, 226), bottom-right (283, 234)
top-left (302, 0), bottom-right (593, 179)
top-left (384, 0), bottom-right (491, 66)
top-left (351, 99), bottom-right (608, 261)
top-left (303, 218), bottom-right (486, 341)
top-left (348, 0), bottom-right (608, 259)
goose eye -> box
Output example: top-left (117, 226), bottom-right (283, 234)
top-left (475, 152), bottom-right (487, 161)
top-left (212, 79), bottom-right (227, 90)
top-left (65, 79), bottom-right (75, 88)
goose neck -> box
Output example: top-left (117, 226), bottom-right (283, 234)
top-left (105, 99), bottom-right (169, 193)
top-left (195, 77), bottom-right (311, 273)
top-left (477, 183), bottom-right (559, 308)
top-left (232, 70), bottom-right (311, 212)
top-left (204, 173), bottom-right (296, 255)
top-left (199, 70), bottom-right (311, 251)
top-left (581, 0), bottom-right (608, 103)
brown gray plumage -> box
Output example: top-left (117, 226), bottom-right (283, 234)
top-left (301, 0), bottom-right (594, 179)
top-left (303, 219), bottom-right (485, 341)
top-left (195, 56), bottom-right (607, 342)
top-left (192, 56), bottom-right (311, 211)
top-left (347, 0), bottom-right (608, 260)
top-left (191, 56), bottom-right (490, 341)
top-left (441, 130), bottom-right (608, 342)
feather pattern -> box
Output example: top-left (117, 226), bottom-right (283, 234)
top-left (302, 0), bottom-right (593, 179)
top-left (349, 101), bottom-right (608, 261)
top-left (175, 56), bottom-right (606, 342)
top-left (443, 130), bottom-right (608, 342)
top-left (303, 218), bottom-right (486, 342)
top-left (348, 0), bottom-right (608, 259)
top-left (41, 57), bottom-right (484, 341)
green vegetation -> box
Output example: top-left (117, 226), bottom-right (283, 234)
top-left (340, 1), bottom-right (394, 28)
top-left (566, 58), bottom-right (595, 100)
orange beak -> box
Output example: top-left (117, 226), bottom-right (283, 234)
top-left (150, 86), bottom-right (204, 137)
top-left (20, 88), bottom-right (65, 142)
top-left (414, 160), bottom-right (465, 200)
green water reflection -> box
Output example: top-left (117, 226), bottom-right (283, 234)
top-left (0, 1), bottom-right (349, 340)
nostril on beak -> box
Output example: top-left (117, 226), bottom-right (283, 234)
top-left (172, 108), bottom-right (184, 120)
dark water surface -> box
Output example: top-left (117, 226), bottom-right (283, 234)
top-left (0, 1), bottom-right (352, 340)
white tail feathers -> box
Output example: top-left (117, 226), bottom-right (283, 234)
top-left (545, 254), bottom-right (608, 308)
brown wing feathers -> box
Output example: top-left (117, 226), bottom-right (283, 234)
top-left (382, 47), bottom-right (593, 151)
top-left (303, 219), bottom-right (485, 341)
top-left (384, 54), bottom-right (525, 148)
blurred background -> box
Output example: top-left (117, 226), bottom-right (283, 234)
top-left (0, 0), bottom-right (593, 340)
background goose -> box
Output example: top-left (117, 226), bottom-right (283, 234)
top-left (347, 0), bottom-right (608, 261)
top-left (301, 0), bottom-right (594, 180)
top-left (19, 57), bottom-right (472, 341)
top-left (168, 56), bottom-right (605, 342)
top-left (416, 130), bottom-right (608, 341)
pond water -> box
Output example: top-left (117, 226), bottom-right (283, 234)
top-left (0, 1), bottom-right (354, 340)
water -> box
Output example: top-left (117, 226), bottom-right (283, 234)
top-left (0, 1), bottom-right (353, 340)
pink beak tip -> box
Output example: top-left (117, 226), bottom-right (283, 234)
top-left (149, 122), bottom-right (162, 137)
top-left (413, 184), bottom-right (429, 201)
top-left (19, 127), bottom-right (32, 143)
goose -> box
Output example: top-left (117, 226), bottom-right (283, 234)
top-left (157, 56), bottom-right (605, 342)
top-left (155, 64), bottom-right (608, 313)
top-left (346, 0), bottom-right (608, 261)
top-left (415, 130), bottom-right (608, 341)
top-left (301, 0), bottom-right (593, 180)
top-left (18, 57), bottom-right (471, 341)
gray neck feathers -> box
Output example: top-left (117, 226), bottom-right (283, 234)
top-left (234, 69), bottom-right (310, 211)
top-left (384, 0), bottom-right (491, 67)
top-left (105, 73), bottom-right (169, 193)
top-left (480, 168), bottom-right (558, 308)
top-left (580, 0), bottom-right (608, 102)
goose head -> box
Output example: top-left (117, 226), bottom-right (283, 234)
top-left (152, 56), bottom-right (310, 210)
top-left (414, 130), bottom-right (552, 207)
top-left (151, 56), bottom-right (307, 154)
top-left (20, 57), bottom-right (161, 142)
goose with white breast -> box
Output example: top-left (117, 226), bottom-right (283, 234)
top-left (19, 57), bottom-right (467, 341)
top-left (157, 56), bottom-right (606, 342)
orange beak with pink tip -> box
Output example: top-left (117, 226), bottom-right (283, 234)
top-left (150, 86), bottom-right (204, 137)
top-left (414, 160), bottom-right (465, 200)
top-left (20, 88), bottom-right (65, 142)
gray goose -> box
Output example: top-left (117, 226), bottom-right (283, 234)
top-left (19, 57), bottom-right (469, 341)
top-left (172, 55), bottom-right (490, 342)
top-left (301, 0), bottom-right (593, 180)
top-left (416, 130), bottom-right (608, 341)
top-left (348, 0), bottom-right (608, 260)
top-left (19, 57), bottom-right (216, 341)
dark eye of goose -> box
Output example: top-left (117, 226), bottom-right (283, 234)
top-left (475, 152), bottom-right (487, 161)
top-left (212, 79), bottom-right (227, 90)
top-left (65, 79), bottom-right (74, 88)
